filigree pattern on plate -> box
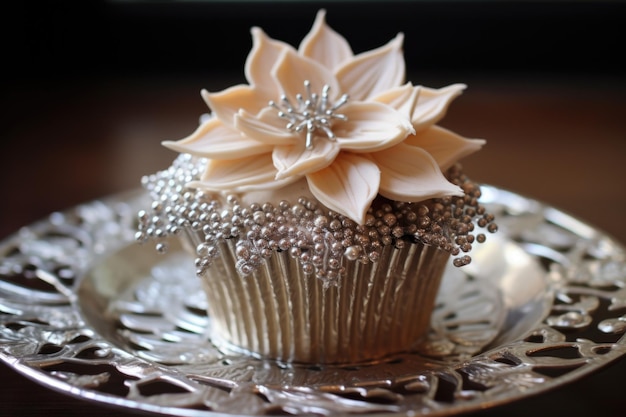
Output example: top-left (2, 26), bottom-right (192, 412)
top-left (1, 186), bottom-right (626, 416)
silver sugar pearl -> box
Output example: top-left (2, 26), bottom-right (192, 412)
top-left (344, 245), bottom-right (361, 261)
top-left (155, 242), bottom-right (168, 253)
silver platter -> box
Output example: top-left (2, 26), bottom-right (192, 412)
top-left (1, 185), bottom-right (626, 416)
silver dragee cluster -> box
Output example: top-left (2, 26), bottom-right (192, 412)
top-left (136, 154), bottom-right (497, 283)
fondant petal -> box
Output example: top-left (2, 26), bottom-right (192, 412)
top-left (335, 33), bottom-right (405, 101)
top-left (162, 117), bottom-right (272, 159)
top-left (334, 101), bottom-right (414, 152)
top-left (202, 85), bottom-right (269, 127)
top-left (412, 83), bottom-right (466, 131)
top-left (234, 108), bottom-right (299, 145)
top-left (307, 153), bottom-right (380, 224)
top-left (405, 126), bottom-right (485, 171)
top-left (245, 27), bottom-right (292, 96)
top-left (372, 83), bottom-right (420, 120)
top-left (272, 49), bottom-right (341, 104)
top-left (298, 9), bottom-right (353, 71)
top-left (372, 143), bottom-right (463, 202)
top-left (192, 153), bottom-right (296, 192)
top-left (273, 136), bottom-right (340, 179)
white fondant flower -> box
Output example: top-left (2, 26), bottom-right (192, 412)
top-left (163, 10), bottom-right (484, 224)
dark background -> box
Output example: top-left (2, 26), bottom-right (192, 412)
top-left (4, 0), bottom-right (626, 83)
top-left (1, 1), bottom-right (626, 416)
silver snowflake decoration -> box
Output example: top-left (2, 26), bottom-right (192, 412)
top-left (269, 80), bottom-right (349, 148)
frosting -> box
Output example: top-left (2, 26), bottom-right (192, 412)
top-left (162, 9), bottom-right (484, 225)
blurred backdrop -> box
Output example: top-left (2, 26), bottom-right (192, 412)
top-left (4, 0), bottom-right (625, 83)
top-left (2, 0), bottom-right (625, 239)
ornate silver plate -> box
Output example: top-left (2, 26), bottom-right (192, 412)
top-left (1, 186), bottom-right (626, 416)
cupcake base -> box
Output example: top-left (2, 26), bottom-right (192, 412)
top-left (200, 238), bottom-right (448, 365)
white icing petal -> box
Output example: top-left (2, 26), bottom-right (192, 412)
top-left (371, 83), bottom-right (420, 121)
top-left (194, 154), bottom-right (295, 192)
top-left (334, 102), bottom-right (414, 152)
top-left (162, 117), bottom-right (272, 159)
top-left (412, 83), bottom-right (466, 131)
top-left (335, 33), bottom-right (405, 101)
top-left (405, 125), bottom-right (485, 171)
top-left (372, 143), bottom-right (463, 202)
top-left (234, 108), bottom-right (300, 145)
top-left (273, 136), bottom-right (341, 179)
top-left (202, 85), bottom-right (269, 127)
top-left (272, 49), bottom-right (341, 103)
top-left (245, 27), bottom-right (292, 96)
top-left (298, 9), bottom-right (353, 71)
top-left (307, 153), bottom-right (380, 224)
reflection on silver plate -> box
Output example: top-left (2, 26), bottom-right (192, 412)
top-left (1, 186), bottom-right (626, 416)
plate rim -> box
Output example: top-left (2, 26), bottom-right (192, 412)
top-left (1, 185), bottom-right (626, 416)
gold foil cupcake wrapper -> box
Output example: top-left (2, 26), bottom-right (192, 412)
top-left (198, 238), bottom-right (448, 364)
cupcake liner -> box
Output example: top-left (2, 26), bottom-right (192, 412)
top-left (197, 237), bottom-right (449, 364)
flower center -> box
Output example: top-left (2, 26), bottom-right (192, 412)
top-left (269, 80), bottom-right (349, 148)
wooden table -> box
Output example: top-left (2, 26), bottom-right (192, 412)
top-left (1, 74), bottom-right (625, 416)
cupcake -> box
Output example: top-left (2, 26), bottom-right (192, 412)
top-left (136, 10), bottom-right (497, 364)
